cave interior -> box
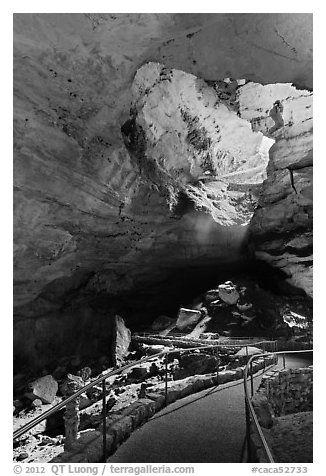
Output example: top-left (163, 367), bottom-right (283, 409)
top-left (13, 13), bottom-right (313, 378)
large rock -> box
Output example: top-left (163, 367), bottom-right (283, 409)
top-left (112, 315), bottom-right (131, 366)
top-left (240, 83), bottom-right (313, 296)
top-left (218, 282), bottom-right (240, 305)
top-left (282, 310), bottom-right (309, 330)
top-left (175, 353), bottom-right (219, 379)
top-left (176, 308), bottom-right (202, 330)
top-left (185, 314), bottom-right (211, 339)
top-left (26, 375), bottom-right (58, 404)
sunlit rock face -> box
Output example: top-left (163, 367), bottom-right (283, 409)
top-left (13, 13), bottom-right (312, 369)
top-left (238, 83), bottom-right (313, 296)
top-left (125, 62), bottom-right (272, 226)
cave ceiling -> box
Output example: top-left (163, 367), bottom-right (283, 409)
top-left (13, 13), bottom-right (313, 320)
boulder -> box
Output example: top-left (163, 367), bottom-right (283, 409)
top-left (175, 353), bottom-right (219, 379)
top-left (282, 310), bottom-right (308, 329)
top-left (31, 398), bottom-right (43, 408)
top-left (176, 308), bottom-right (202, 330)
top-left (112, 315), bottom-right (131, 366)
top-left (185, 315), bottom-right (211, 339)
top-left (218, 282), bottom-right (240, 305)
top-left (26, 375), bottom-right (58, 404)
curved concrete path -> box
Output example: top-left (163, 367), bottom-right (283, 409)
top-left (107, 353), bottom-right (312, 463)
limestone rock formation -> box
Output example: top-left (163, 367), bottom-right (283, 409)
top-left (238, 83), bottom-right (313, 296)
top-left (218, 281), bottom-right (240, 305)
top-left (185, 315), bottom-right (212, 339)
top-left (176, 308), bottom-right (202, 330)
top-left (174, 352), bottom-right (219, 379)
top-left (127, 62), bottom-right (272, 225)
top-left (13, 13), bottom-right (313, 370)
top-left (26, 375), bottom-right (59, 404)
top-left (112, 315), bottom-right (131, 366)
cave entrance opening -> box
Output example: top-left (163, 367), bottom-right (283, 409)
top-left (115, 64), bottom-right (313, 341)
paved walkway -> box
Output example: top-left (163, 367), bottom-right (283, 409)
top-left (107, 353), bottom-right (312, 463)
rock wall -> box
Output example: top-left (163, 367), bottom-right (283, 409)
top-left (127, 63), bottom-right (271, 225)
top-left (13, 13), bottom-right (313, 370)
top-left (253, 366), bottom-right (313, 418)
top-left (250, 366), bottom-right (313, 463)
top-left (238, 83), bottom-right (313, 296)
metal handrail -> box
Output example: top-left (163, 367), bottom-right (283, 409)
top-left (244, 349), bottom-right (313, 463)
top-left (134, 334), bottom-right (275, 347)
top-left (134, 332), bottom-right (263, 340)
top-left (13, 339), bottom-right (275, 461)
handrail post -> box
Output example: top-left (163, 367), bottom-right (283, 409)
top-left (216, 350), bottom-right (219, 386)
top-left (243, 349), bottom-right (313, 465)
top-left (250, 362), bottom-right (254, 397)
top-left (282, 353), bottom-right (286, 369)
top-left (64, 396), bottom-right (80, 451)
top-left (61, 376), bottom-right (83, 451)
top-left (15, 340), bottom-right (304, 448)
top-left (102, 379), bottom-right (107, 461)
top-left (245, 399), bottom-right (252, 462)
top-left (262, 343), bottom-right (265, 373)
top-left (164, 354), bottom-right (168, 406)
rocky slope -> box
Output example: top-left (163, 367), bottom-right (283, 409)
top-left (13, 14), bottom-right (313, 370)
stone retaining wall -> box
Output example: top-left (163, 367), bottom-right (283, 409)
top-left (263, 367), bottom-right (312, 416)
top-left (250, 365), bottom-right (313, 462)
top-left (51, 355), bottom-right (274, 463)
